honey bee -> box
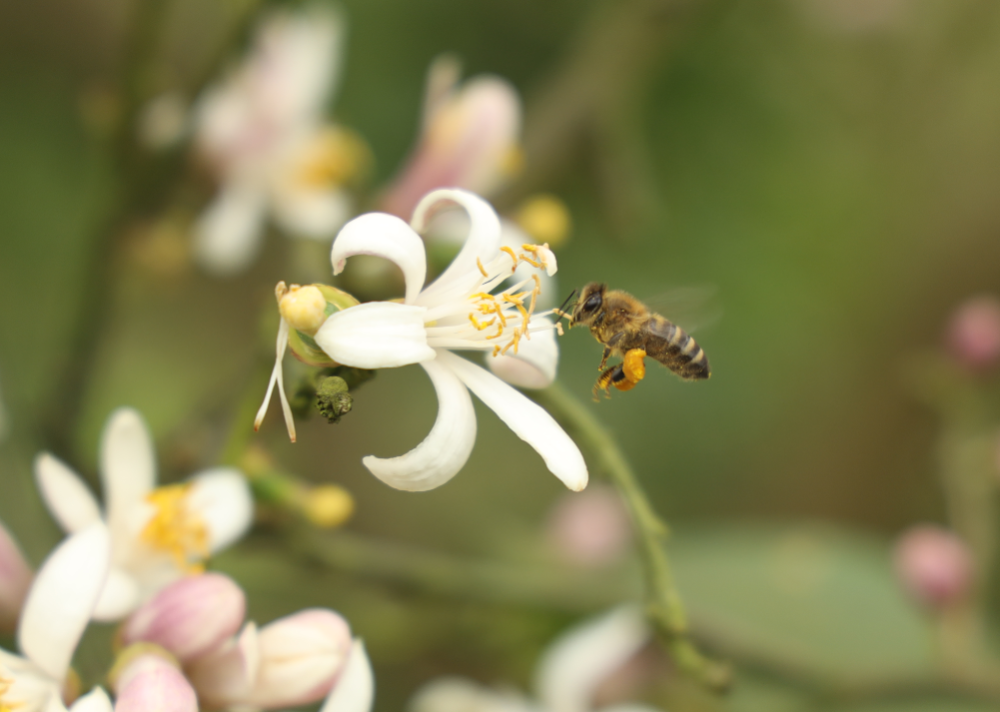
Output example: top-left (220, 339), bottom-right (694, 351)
top-left (559, 282), bottom-right (711, 399)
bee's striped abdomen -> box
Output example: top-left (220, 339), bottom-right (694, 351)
top-left (648, 315), bottom-right (710, 381)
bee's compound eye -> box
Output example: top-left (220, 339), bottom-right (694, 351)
top-left (584, 294), bottom-right (602, 311)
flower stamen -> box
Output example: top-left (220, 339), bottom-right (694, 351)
top-left (476, 257), bottom-right (489, 277)
top-left (499, 246), bottom-right (519, 272)
top-left (141, 484), bottom-right (210, 573)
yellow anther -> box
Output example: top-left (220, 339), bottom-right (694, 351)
top-left (476, 257), bottom-right (489, 277)
top-left (141, 484), bottom-right (209, 573)
top-left (518, 254), bottom-right (543, 268)
top-left (279, 284), bottom-right (328, 334)
top-left (499, 246), bottom-right (519, 272)
top-left (301, 485), bottom-right (354, 529)
top-left (470, 292), bottom-right (494, 301)
top-left (493, 344), bottom-right (501, 356)
top-left (484, 321), bottom-right (505, 340)
top-left (469, 314), bottom-right (496, 331)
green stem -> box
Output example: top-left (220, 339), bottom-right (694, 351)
top-left (532, 382), bottom-right (731, 692)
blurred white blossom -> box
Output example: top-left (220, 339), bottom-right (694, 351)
top-left (34, 408), bottom-right (253, 621)
top-left (194, 4), bottom-right (367, 275)
top-left (409, 607), bottom-right (657, 712)
top-left (258, 188), bottom-right (587, 492)
top-left (0, 524), bottom-right (112, 712)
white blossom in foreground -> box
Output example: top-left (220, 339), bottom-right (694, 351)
top-left (34, 408), bottom-right (253, 622)
top-left (194, 4), bottom-right (367, 275)
top-left (379, 56), bottom-right (521, 220)
top-left (257, 188), bottom-right (587, 492)
top-left (0, 524), bottom-right (112, 712)
top-left (409, 608), bottom-right (655, 712)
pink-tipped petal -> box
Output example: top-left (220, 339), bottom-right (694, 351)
top-left (69, 687), bottom-right (114, 712)
top-left (19, 524), bottom-right (112, 681)
top-left (362, 358), bottom-right (476, 491)
top-left (187, 622), bottom-right (258, 707)
top-left (330, 213), bottom-right (428, 305)
top-left (121, 573), bottom-right (246, 662)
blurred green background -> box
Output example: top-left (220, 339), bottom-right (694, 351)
top-left (4, 0), bottom-right (1000, 710)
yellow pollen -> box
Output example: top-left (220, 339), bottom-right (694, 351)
top-left (469, 314), bottom-right (496, 331)
top-left (476, 257), bottom-right (488, 277)
top-left (499, 246), bottom-right (519, 272)
top-left (141, 484), bottom-right (210, 573)
top-left (295, 126), bottom-right (372, 188)
top-left (493, 344), bottom-right (501, 356)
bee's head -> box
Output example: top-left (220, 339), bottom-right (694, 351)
top-left (570, 282), bottom-right (606, 327)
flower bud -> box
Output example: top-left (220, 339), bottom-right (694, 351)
top-left (120, 573), bottom-right (246, 662)
top-left (546, 485), bottom-right (631, 568)
top-left (280, 282), bottom-right (360, 367)
top-left (945, 295), bottom-right (1000, 371)
top-left (0, 518), bottom-right (32, 633)
top-left (301, 484), bottom-right (355, 529)
top-left (514, 195), bottom-right (571, 248)
top-left (112, 647), bottom-right (198, 712)
top-left (280, 284), bottom-right (329, 334)
top-left (894, 525), bottom-right (973, 608)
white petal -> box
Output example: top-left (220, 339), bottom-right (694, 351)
top-left (362, 358), bottom-right (476, 491)
top-left (320, 639), bottom-right (374, 712)
top-left (186, 468), bottom-right (254, 553)
top-left (536, 607), bottom-right (649, 712)
top-left (100, 409), bottom-right (156, 540)
top-left (272, 184), bottom-right (352, 240)
top-left (194, 182), bottom-right (268, 276)
top-left (412, 189), bottom-right (502, 307)
top-left (34, 454), bottom-right (101, 533)
top-left (408, 678), bottom-right (537, 712)
top-left (91, 567), bottom-right (141, 623)
top-left (314, 302), bottom-right (436, 369)
top-left (486, 323), bottom-right (558, 389)
top-left (330, 213), bottom-right (427, 305)
top-left (440, 352), bottom-right (588, 491)
top-left (19, 523), bottom-right (112, 681)
top-left (68, 687), bottom-right (114, 712)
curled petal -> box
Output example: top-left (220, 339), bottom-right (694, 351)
top-left (91, 567), bottom-right (141, 623)
top-left (319, 639), bottom-right (374, 712)
top-left (412, 189), bottom-right (502, 307)
top-left (536, 607), bottom-right (649, 712)
top-left (0, 518), bottom-right (31, 633)
top-left (194, 181), bottom-right (268, 276)
top-left (101, 409), bottom-right (156, 539)
top-left (314, 302), bottom-right (435, 369)
top-left (330, 213), bottom-right (427, 305)
top-left (187, 469), bottom-right (254, 553)
top-left (34, 454), bottom-right (102, 534)
top-left (19, 523), bottom-right (112, 681)
top-left (486, 323), bottom-right (558, 390)
top-left (440, 352), bottom-right (587, 492)
top-left (362, 358), bottom-right (476, 491)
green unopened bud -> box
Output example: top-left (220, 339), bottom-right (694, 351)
top-left (316, 376), bottom-right (352, 424)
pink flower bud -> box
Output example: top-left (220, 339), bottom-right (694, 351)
top-left (190, 608), bottom-right (353, 710)
top-left (120, 573), bottom-right (246, 662)
top-left (894, 525), bottom-right (973, 608)
top-left (0, 518), bottom-right (32, 633)
top-left (113, 652), bottom-right (198, 712)
top-left (945, 296), bottom-right (1000, 371)
top-left (546, 485), bottom-right (631, 568)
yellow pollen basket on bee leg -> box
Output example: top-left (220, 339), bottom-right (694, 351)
top-left (141, 484), bottom-right (210, 573)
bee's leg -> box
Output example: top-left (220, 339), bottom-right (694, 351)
top-left (593, 364), bottom-right (620, 400)
top-left (612, 349), bottom-right (647, 392)
top-left (598, 346), bottom-right (613, 371)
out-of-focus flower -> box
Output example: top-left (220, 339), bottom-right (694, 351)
top-left (111, 647), bottom-right (198, 712)
top-left (409, 607), bottom-right (656, 712)
top-left (945, 295), bottom-right (1000, 371)
top-left (193, 5), bottom-right (369, 275)
top-left (0, 518), bottom-right (32, 633)
top-left (258, 188), bottom-right (587, 492)
top-left (0, 523), bottom-right (112, 712)
top-left (894, 524), bottom-right (973, 609)
top-left (380, 56), bottom-right (521, 220)
top-left (546, 485), bottom-right (631, 568)
top-left (34, 408), bottom-right (253, 622)
top-left (187, 608), bottom-right (363, 710)
top-left (137, 93), bottom-right (189, 151)
top-left (120, 573), bottom-right (246, 663)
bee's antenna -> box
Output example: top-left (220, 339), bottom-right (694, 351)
top-left (553, 289), bottom-right (578, 323)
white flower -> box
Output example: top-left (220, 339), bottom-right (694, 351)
top-left (408, 607), bottom-right (656, 712)
top-left (34, 408), bottom-right (253, 622)
top-left (0, 524), bottom-right (113, 712)
top-left (193, 4), bottom-right (364, 275)
top-left (257, 188), bottom-right (587, 493)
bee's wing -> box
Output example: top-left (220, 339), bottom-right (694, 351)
top-left (643, 285), bottom-right (722, 333)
